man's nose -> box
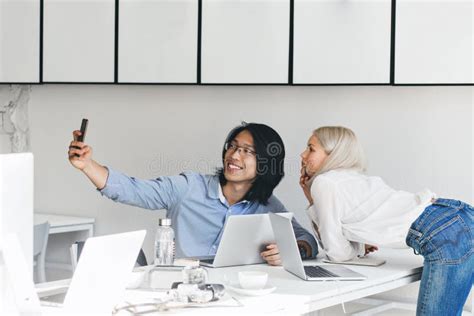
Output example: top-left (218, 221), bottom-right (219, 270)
top-left (230, 147), bottom-right (243, 158)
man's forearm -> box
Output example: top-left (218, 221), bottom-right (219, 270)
top-left (82, 160), bottom-right (109, 190)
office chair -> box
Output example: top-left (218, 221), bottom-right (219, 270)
top-left (33, 221), bottom-right (50, 283)
top-left (70, 240), bottom-right (148, 271)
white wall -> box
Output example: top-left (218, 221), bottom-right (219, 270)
top-left (28, 85), bottom-right (473, 248)
top-left (27, 85), bottom-right (473, 305)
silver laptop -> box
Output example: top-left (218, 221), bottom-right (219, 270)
top-left (269, 213), bottom-right (366, 281)
top-left (198, 213), bottom-right (291, 268)
top-left (42, 230), bottom-right (146, 314)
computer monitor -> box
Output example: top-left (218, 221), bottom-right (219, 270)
top-left (0, 153), bottom-right (37, 314)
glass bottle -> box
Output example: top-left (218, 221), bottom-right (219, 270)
top-left (154, 218), bottom-right (174, 265)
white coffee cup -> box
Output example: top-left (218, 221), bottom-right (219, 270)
top-left (238, 271), bottom-right (268, 290)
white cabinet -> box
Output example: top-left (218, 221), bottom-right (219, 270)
top-left (43, 0), bottom-right (115, 82)
top-left (201, 0), bottom-right (290, 84)
top-left (395, 0), bottom-right (474, 84)
top-left (293, 0), bottom-right (391, 84)
top-left (0, 0), bottom-right (40, 83)
top-left (118, 0), bottom-right (198, 83)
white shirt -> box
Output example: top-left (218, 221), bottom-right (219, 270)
top-left (307, 169), bottom-right (436, 262)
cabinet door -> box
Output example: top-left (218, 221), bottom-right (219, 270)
top-left (43, 0), bottom-right (115, 82)
top-left (0, 0), bottom-right (40, 83)
top-left (293, 0), bottom-right (391, 84)
top-left (119, 0), bottom-right (198, 83)
top-left (395, 0), bottom-right (473, 84)
top-left (202, 0), bottom-right (290, 84)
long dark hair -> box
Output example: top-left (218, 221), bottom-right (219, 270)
top-left (217, 122), bottom-right (285, 205)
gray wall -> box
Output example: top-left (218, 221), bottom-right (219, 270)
top-left (11, 85), bottom-right (473, 306)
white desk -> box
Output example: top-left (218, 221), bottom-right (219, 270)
top-left (34, 213), bottom-right (95, 237)
top-left (122, 248), bottom-right (427, 315)
top-left (34, 213), bottom-right (95, 276)
top-left (37, 248), bottom-right (472, 315)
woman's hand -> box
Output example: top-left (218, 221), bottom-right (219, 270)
top-left (68, 130), bottom-right (93, 171)
top-left (364, 244), bottom-right (379, 255)
top-left (299, 168), bottom-right (313, 206)
top-left (261, 244), bottom-right (281, 266)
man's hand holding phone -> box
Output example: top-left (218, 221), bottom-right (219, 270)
top-left (68, 130), bottom-right (93, 171)
top-left (67, 119), bottom-right (109, 190)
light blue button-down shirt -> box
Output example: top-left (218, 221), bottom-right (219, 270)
top-left (99, 168), bottom-right (318, 258)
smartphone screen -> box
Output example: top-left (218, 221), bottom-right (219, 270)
top-left (77, 119), bottom-right (88, 142)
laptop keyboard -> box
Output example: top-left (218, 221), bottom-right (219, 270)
top-left (304, 266), bottom-right (339, 278)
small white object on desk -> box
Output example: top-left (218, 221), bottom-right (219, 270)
top-left (149, 266), bottom-right (184, 290)
top-left (238, 271), bottom-right (268, 290)
top-left (223, 271), bottom-right (276, 297)
top-left (148, 259), bottom-right (203, 289)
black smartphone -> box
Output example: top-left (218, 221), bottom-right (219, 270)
top-left (77, 118), bottom-right (88, 142)
top-left (73, 119), bottom-right (88, 157)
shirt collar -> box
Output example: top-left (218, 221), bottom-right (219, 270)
top-left (207, 175), bottom-right (221, 200)
top-left (217, 182), bottom-right (228, 205)
top-left (207, 175), bottom-right (249, 205)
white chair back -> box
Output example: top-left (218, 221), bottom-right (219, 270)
top-left (33, 221), bottom-right (50, 283)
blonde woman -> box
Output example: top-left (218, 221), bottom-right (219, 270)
top-left (299, 126), bottom-right (473, 316)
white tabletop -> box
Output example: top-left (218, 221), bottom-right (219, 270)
top-left (34, 213), bottom-right (95, 237)
top-left (34, 213), bottom-right (95, 228)
top-left (123, 248), bottom-right (424, 315)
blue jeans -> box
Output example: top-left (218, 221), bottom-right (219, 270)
top-left (406, 198), bottom-right (473, 316)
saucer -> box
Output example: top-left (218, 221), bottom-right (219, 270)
top-left (226, 283), bottom-right (276, 296)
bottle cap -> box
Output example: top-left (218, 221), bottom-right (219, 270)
top-left (159, 218), bottom-right (172, 226)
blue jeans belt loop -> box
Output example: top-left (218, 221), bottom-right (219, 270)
top-left (409, 228), bottom-right (423, 238)
top-left (409, 228), bottom-right (423, 255)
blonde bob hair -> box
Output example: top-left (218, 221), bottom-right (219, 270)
top-left (312, 126), bottom-right (367, 177)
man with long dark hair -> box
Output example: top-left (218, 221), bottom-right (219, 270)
top-left (68, 122), bottom-right (317, 264)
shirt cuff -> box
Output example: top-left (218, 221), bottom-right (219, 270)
top-left (96, 166), bottom-right (116, 196)
top-left (356, 243), bottom-right (366, 258)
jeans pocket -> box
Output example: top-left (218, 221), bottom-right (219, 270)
top-left (424, 215), bottom-right (472, 264)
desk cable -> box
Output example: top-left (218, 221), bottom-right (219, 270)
top-left (335, 280), bottom-right (348, 314)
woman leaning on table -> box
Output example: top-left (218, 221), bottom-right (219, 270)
top-left (299, 126), bottom-right (473, 316)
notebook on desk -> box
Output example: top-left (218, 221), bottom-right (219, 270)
top-left (41, 230), bottom-right (146, 315)
top-left (322, 257), bottom-right (386, 267)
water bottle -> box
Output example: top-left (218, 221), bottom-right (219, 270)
top-left (154, 218), bottom-right (175, 265)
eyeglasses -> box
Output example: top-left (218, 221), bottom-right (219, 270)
top-left (224, 142), bottom-right (257, 157)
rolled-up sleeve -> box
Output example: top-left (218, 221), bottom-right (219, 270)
top-left (99, 167), bottom-right (191, 213)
